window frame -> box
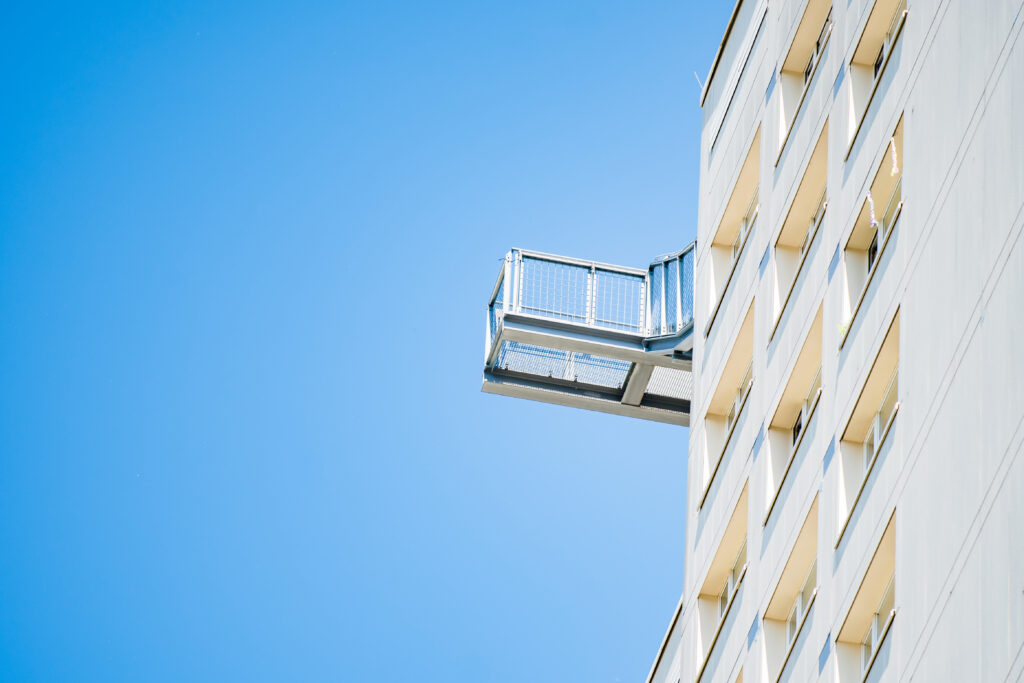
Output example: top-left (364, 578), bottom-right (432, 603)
top-left (696, 549), bottom-right (749, 683)
top-left (793, 367), bottom-right (823, 447)
top-left (707, 191), bottom-right (759, 337)
top-left (861, 370), bottom-right (898, 472)
top-left (836, 370), bottom-right (899, 547)
top-left (844, 0), bottom-right (908, 159)
top-left (860, 578), bottom-right (896, 680)
top-left (776, 7), bottom-right (834, 163)
top-left (770, 190), bottom-right (827, 342)
top-left (775, 562), bottom-right (819, 683)
top-left (765, 368), bottom-right (822, 524)
top-left (701, 364), bottom-right (754, 509)
top-left (840, 176), bottom-right (903, 349)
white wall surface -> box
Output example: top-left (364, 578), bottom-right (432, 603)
top-left (651, 0), bottom-right (1024, 680)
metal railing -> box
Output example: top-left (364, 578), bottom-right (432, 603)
top-left (648, 247), bottom-right (695, 337)
top-left (486, 245), bottom-right (695, 354)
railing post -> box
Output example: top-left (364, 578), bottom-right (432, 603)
top-left (677, 256), bottom-right (683, 332)
top-left (484, 308), bottom-right (490, 361)
top-left (513, 251), bottom-right (523, 314)
top-left (640, 271), bottom-right (648, 336)
top-left (659, 264), bottom-right (667, 336)
top-left (503, 253), bottom-right (513, 314)
top-left (586, 265), bottom-right (596, 326)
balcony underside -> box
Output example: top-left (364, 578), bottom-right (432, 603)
top-left (482, 313), bottom-right (693, 426)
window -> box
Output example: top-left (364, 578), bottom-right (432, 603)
top-left (861, 370), bottom-right (897, 472)
top-left (776, 0), bottom-right (833, 158)
top-left (801, 193), bottom-right (827, 262)
top-left (860, 578), bottom-right (895, 674)
top-left (866, 229), bottom-right (880, 273)
top-left (837, 515), bottom-right (895, 682)
top-left (841, 118), bottom-right (903, 345)
top-left (719, 540), bottom-right (748, 618)
top-left (846, 0), bottom-right (907, 151)
top-left (765, 306), bottom-right (823, 521)
top-left (726, 361), bottom-right (754, 435)
top-left (771, 123), bottom-right (828, 339)
top-left (702, 304), bottom-right (755, 506)
top-left (838, 313), bottom-right (899, 542)
top-left (872, 1), bottom-right (905, 83)
top-left (793, 367), bottom-right (822, 446)
top-left (707, 131), bottom-right (760, 335)
top-left (697, 485), bottom-right (749, 681)
top-left (805, 10), bottom-right (832, 84)
top-left (862, 175), bottom-right (901, 280)
top-left (787, 561), bottom-right (817, 646)
top-left (764, 499), bottom-right (819, 681)
top-left (732, 192), bottom-right (759, 262)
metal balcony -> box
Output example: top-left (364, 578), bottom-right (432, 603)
top-left (482, 244), bottom-right (695, 425)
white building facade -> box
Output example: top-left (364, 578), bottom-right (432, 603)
top-left (648, 0), bottom-right (1024, 681)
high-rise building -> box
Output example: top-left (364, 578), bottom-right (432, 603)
top-left (483, 0), bottom-right (1024, 680)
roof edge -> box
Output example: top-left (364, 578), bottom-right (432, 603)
top-left (644, 591), bottom-right (685, 683)
top-left (699, 0), bottom-right (746, 107)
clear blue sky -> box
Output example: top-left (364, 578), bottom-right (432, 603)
top-left (0, 2), bottom-right (731, 680)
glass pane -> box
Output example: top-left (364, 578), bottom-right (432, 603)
top-left (882, 178), bottom-right (902, 233)
top-left (887, 0), bottom-right (906, 44)
top-left (740, 362), bottom-right (753, 393)
top-left (879, 371), bottom-right (898, 427)
top-left (863, 428), bottom-right (876, 471)
top-left (807, 367), bottom-right (822, 403)
top-left (878, 578), bottom-right (895, 620)
top-left (867, 230), bottom-right (880, 273)
top-left (802, 561), bottom-right (817, 607)
top-left (745, 191), bottom-right (759, 224)
top-left (817, 9), bottom-right (832, 50)
top-left (734, 539), bottom-right (747, 572)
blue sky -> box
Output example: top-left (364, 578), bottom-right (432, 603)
top-left (0, 2), bottom-right (731, 680)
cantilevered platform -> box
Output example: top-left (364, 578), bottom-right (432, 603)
top-left (482, 244), bottom-right (695, 425)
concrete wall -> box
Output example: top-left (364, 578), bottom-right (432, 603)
top-left (651, 0), bottom-right (1024, 680)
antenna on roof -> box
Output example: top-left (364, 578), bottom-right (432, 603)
top-left (693, 71), bottom-right (704, 91)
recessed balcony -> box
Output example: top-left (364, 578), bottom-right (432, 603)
top-left (482, 245), bottom-right (695, 425)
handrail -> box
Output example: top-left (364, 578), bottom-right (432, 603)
top-left (510, 247), bottom-right (647, 276)
top-left (486, 246), bottom-right (696, 353)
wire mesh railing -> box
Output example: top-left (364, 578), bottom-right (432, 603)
top-left (486, 245), bottom-right (695, 353)
top-left (517, 255), bottom-right (593, 325)
top-left (648, 247), bottom-right (695, 337)
top-left (494, 341), bottom-right (633, 388)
